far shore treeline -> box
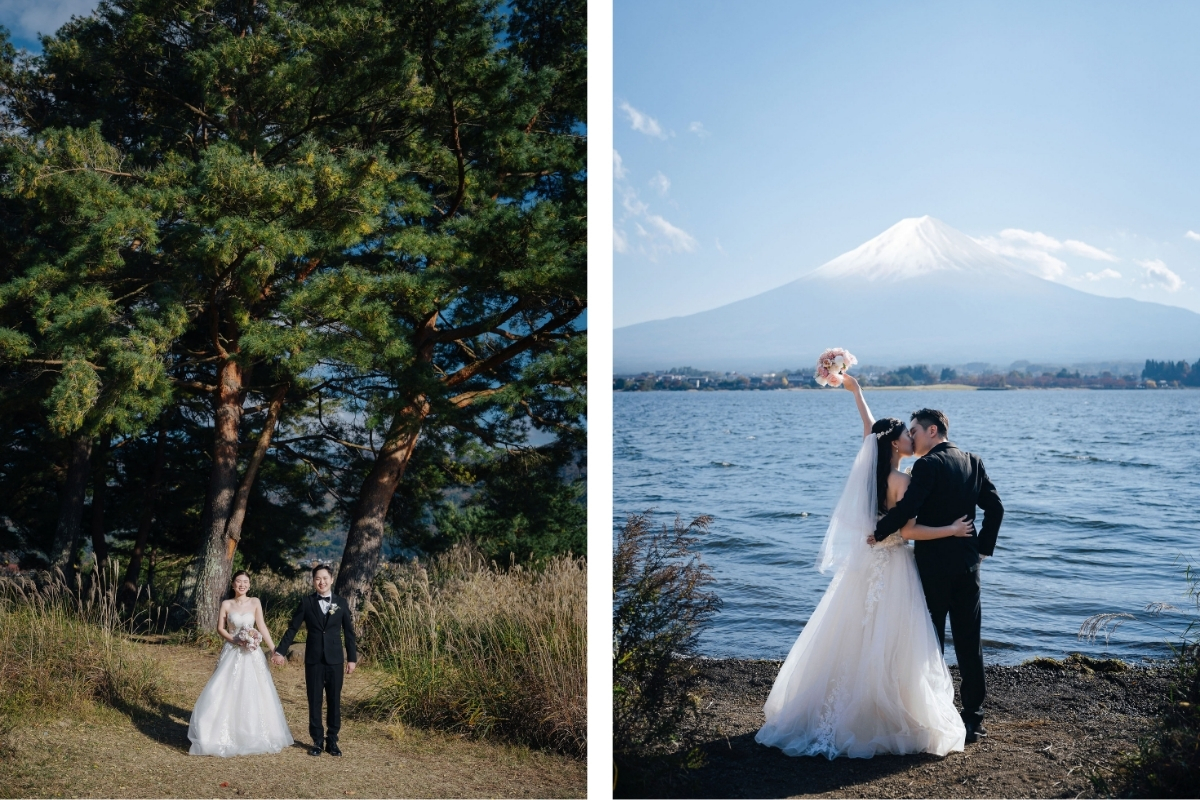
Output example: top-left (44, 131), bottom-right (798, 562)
top-left (0, 0), bottom-right (586, 630)
top-left (615, 358), bottom-right (1200, 392)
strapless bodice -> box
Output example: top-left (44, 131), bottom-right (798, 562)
top-left (227, 610), bottom-right (256, 629)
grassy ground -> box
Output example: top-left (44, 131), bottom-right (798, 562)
top-left (0, 640), bottom-right (585, 799)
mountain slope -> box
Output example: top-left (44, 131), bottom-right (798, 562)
top-left (615, 217), bottom-right (1200, 372)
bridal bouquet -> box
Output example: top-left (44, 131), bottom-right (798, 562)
top-left (814, 348), bottom-right (858, 387)
top-left (232, 627), bottom-right (262, 652)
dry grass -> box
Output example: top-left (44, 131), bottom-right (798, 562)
top-left (0, 563), bottom-right (166, 736)
top-left (355, 546), bottom-right (587, 757)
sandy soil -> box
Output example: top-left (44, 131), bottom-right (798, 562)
top-left (0, 641), bottom-right (585, 799)
top-left (628, 657), bottom-right (1171, 799)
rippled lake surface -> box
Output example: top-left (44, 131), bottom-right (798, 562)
top-left (614, 389), bottom-right (1200, 664)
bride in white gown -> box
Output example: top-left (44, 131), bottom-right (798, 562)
top-left (188, 571), bottom-right (294, 756)
top-left (755, 374), bottom-right (969, 759)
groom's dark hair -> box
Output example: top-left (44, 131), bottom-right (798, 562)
top-left (911, 408), bottom-right (949, 438)
top-left (311, 564), bottom-right (333, 578)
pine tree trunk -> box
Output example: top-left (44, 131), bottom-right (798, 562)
top-left (52, 434), bottom-right (93, 569)
top-left (192, 358), bottom-right (246, 631)
top-left (222, 384), bottom-right (287, 551)
top-left (120, 425), bottom-right (167, 609)
top-left (90, 432), bottom-right (110, 567)
top-left (334, 401), bottom-right (428, 615)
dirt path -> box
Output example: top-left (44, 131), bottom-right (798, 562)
top-left (626, 658), bottom-right (1171, 799)
top-left (1, 642), bottom-right (585, 799)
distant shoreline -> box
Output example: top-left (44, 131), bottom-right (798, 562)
top-left (614, 385), bottom-right (1196, 392)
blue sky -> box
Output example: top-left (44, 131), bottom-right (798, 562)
top-left (614, 0), bottom-right (1200, 327)
top-left (0, 0), bottom-right (95, 51)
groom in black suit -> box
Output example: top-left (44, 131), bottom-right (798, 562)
top-left (873, 408), bottom-right (1003, 744)
top-left (272, 564), bottom-right (357, 756)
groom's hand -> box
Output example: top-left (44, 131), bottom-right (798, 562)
top-left (345, 661), bottom-right (357, 676)
top-left (271, 653), bottom-right (286, 667)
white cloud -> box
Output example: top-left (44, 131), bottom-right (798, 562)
top-left (621, 189), bottom-right (648, 217)
top-left (715, 238), bottom-right (726, 255)
top-left (619, 101), bottom-right (666, 139)
top-left (998, 229), bottom-right (1117, 261)
top-left (613, 137), bottom-right (695, 258)
top-left (1000, 228), bottom-right (1062, 250)
top-left (688, 121), bottom-right (709, 138)
top-left (641, 214), bottom-right (698, 252)
top-left (980, 226), bottom-right (1120, 282)
top-left (1138, 259), bottom-right (1184, 292)
top-left (1063, 240), bottom-right (1119, 262)
top-left (614, 171), bottom-right (697, 258)
top-left (609, 149), bottom-right (628, 181)
top-left (1, 0), bottom-right (97, 40)
top-left (613, 228), bottom-right (628, 254)
top-left (976, 235), bottom-right (1070, 279)
top-left (1085, 268), bottom-right (1122, 281)
top-left (1186, 230), bottom-right (1200, 242)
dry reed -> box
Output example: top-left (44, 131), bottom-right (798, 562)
top-left (0, 562), bottom-right (165, 731)
top-left (356, 546), bottom-right (586, 757)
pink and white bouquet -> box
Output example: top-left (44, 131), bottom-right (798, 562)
top-left (232, 626), bottom-right (262, 652)
top-left (814, 348), bottom-right (858, 387)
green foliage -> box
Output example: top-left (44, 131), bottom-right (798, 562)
top-left (613, 513), bottom-right (722, 791)
top-left (0, 0), bottom-right (585, 588)
top-left (429, 444), bottom-right (585, 560)
top-left (1143, 359), bottom-right (1200, 387)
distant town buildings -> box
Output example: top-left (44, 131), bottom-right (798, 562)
top-left (613, 360), bottom-right (1197, 391)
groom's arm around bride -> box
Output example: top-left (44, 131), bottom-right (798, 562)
top-left (873, 411), bottom-right (1004, 563)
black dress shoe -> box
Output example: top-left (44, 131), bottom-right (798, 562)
top-left (309, 745), bottom-right (323, 756)
top-left (326, 742), bottom-right (342, 757)
top-left (964, 723), bottom-right (989, 744)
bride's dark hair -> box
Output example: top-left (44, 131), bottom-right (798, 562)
top-left (871, 418), bottom-right (905, 515)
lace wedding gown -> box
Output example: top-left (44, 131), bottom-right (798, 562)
top-left (188, 610), bottom-right (294, 756)
top-left (755, 436), bottom-right (966, 759)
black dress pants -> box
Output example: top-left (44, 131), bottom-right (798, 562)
top-left (305, 662), bottom-right (344, 745)
top-left (918, 561), bottom-right (986, 726)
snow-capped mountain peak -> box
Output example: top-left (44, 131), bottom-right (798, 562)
top-left (805, 216), bottom-right (1025, 282)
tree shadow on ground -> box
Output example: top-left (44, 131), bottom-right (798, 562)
top-left (618, 732), bottom-right (945, 799)
top-left (110, 700), bottom-right (193, 752)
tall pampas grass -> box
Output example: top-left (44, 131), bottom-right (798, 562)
top-left (0, 562), bottom-right (165, 731)
top-left (356, 546), bottom-right (586, 757)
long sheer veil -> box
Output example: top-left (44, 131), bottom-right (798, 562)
top-left (817, 434), bottom-right (878, 574)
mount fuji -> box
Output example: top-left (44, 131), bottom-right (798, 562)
top-left (614, 216), bottom-right (1200, 372)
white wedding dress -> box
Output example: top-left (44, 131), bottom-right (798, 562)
top-left (188, 610), bottom-right (294, 757)
top-left (755, 435), bottom-right (966, 759)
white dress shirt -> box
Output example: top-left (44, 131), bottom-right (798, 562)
top-left (318, 594), bottom-right (332, 614)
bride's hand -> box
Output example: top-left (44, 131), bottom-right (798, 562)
top-left (841, 373), bottom-right (860, 392)
top-left (949, 515), bottom-right (975, 537)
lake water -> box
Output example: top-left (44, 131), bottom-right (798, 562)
top-left (613, 388), bottom-right (1200, 665)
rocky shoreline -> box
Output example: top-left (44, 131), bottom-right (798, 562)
top-left (654, 655), bottom-right (1174, 798)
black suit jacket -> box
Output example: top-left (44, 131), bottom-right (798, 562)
top-left (874, 441), bottom-right (1004, 573)
top-left (276, 593), bottom-right (358, 665)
